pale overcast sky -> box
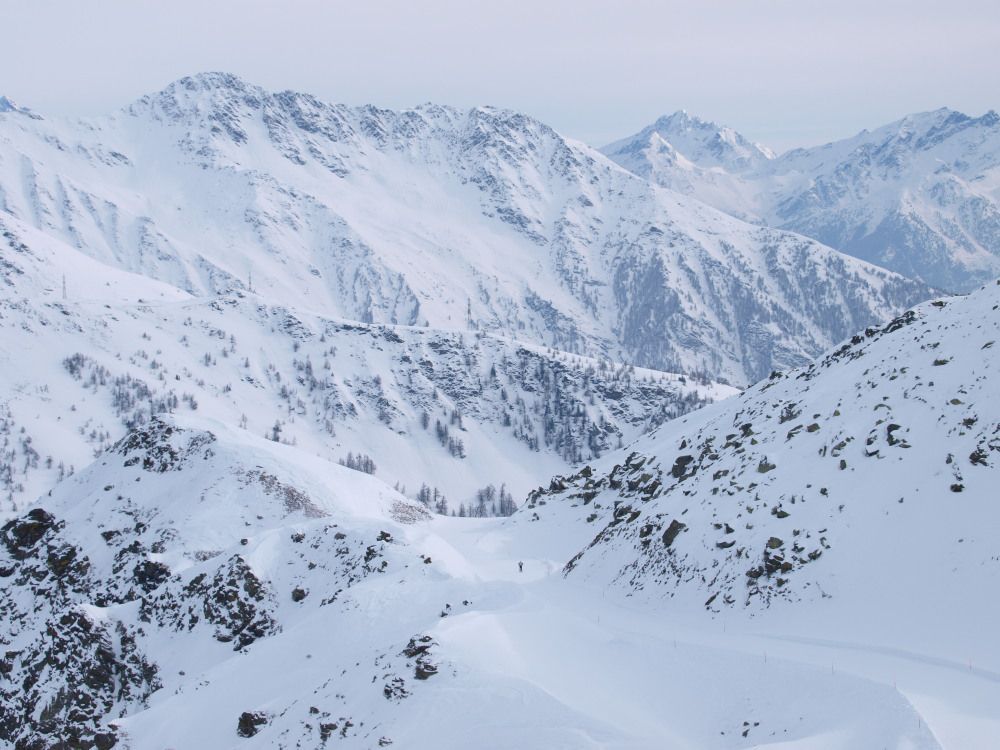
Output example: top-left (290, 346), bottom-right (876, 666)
top-left (2, 0), bottom-right (998, 152)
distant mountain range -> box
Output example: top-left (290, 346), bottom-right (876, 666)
top-left (604, 108), bottom-right (1000, 293)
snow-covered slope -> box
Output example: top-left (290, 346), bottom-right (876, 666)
top-left (529, 279), bottom-right (1000, 654)
top-left (9, 291), bottom-right (997, 747)
top-left (0, 415), bottom-right (435, 749)
top-left (4, 246), bottom-right (994, 749)
top-left (0, 213), bottom-right (728, 514)
top-left (0, 73), bottom-right (931, 385)
top-left (1, 414), bottom-right (952, 750)
top-left (604, 108), bottom-right (1000, 292)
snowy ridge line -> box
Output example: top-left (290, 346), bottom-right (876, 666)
top-left (525, 279), bottom-right (999, 631)
top-left (0, 72), bottom-right (931, 385)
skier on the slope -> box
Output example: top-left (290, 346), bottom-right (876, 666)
top-left (518, 561), bottom-right (524, 573)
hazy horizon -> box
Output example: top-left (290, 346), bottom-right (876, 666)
top-left (3, 0), bottom-right (998, 152)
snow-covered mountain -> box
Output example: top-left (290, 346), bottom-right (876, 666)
top-left (0, 73), bottom-right (931, 385)
top-left (603, 110), bottom-right (774, 175)
top-left (529, 279), bottom-right (1000, 650)
top-left (0, 212), bottom-right (727, 514)
top-left (604, 108), bottom-right (1000, 292)
top-left (4, 74), bottom-right (997, 750)
top-left (601, 111), bottom-right (773, 223)
top-left (5, 283), bottom-right (997, 748)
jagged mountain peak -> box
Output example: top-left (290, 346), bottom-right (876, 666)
top-left (788, 107), bottom-right (1000, 168)
top-left (118, 72), bottom-right (580, 186)
top-left (0, 95), bottom-right (40, 119)
top-left (867, 106), bottom-right (1000, 151)
top-left (651, 109), bottom-right (723, 134)
top-left (145, 70), bottom-right (266, 103)
top-left (607, 104), bottom-right (1000, 292)
top-left (126, 72), bottom-right (555, 143)
top-left (603, 110), bottom-right (774, 173)
top-left (127, 71), bottom-right (269, 128)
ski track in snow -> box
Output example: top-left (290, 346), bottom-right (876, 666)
top-left (420, 517), bottom-right (996, 750)
top-left (760, 634), bottom-right (1000, 684)
top-left (422, 519), bottom-right (972, 750)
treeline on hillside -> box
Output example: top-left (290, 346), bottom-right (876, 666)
top-left (415, 482), bottom-right (517, 517)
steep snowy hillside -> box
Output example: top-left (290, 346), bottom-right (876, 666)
top-left (529, 280), bottom-right (1000, 653)
top-left (604, 108), bottom-right (1000, 292)
top-left (0, 73), bottom-right (931, 384)
top-left (0, 214), bottom-right (727, 513)
top-left (1, 415), bottom-right (950, 750)
top-left (0, 416), bottom-right (433, 749)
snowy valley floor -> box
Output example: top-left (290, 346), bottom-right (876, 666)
top-left (404, 516), bottom-right (1000, 750)
top-left (111, 505), bottom-right (998, 750)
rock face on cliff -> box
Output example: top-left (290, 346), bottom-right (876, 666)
top-left (0, 416), bottom-right (437, 749)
